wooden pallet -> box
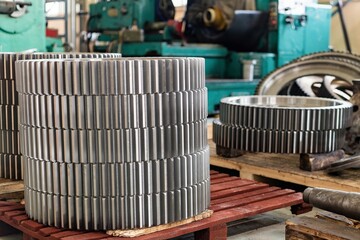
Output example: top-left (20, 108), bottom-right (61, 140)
top-left (0, 171), bottom-right (307, 240)
top-left (0, 178), bottom-right (24, 201)
top-left (286, 212), bottom-right (360, 240)
top-left (210, 142), bottom-right (360, 192)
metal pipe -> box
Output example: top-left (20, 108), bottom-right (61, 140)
top-left (336, 0), bottom-right (352, 53)
top-left (303, 187), bottom-right (360, 221)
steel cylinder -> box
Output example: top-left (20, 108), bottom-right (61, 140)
top-left (0, 53), bottom-right (121, 180)
top-left (303, 187), bottom-right (360, 221)
top-left (15, 57), bottom-right (210, 231)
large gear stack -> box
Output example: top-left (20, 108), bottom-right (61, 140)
top-left (213, 96), bottom-right (353, 154)
top-left (15, 57), bottom-right (210, 230)
top-left (0, 53), bottom-right (121, 180)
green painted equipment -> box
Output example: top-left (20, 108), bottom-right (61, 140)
top-left (0, 0), bottom-right (46, 52)
top-left (87, 0), bottom-right (332, 114)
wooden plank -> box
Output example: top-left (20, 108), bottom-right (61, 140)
top-left (211, 183), bottom-right (269, 200)
top-left (107, 210), bottom-right (213, 238)
top-left (211, 189), bottom-right (295, 212)
top-left (209, 141), bottom-right (360, 192)
top-left (194, 223), bottom-right (227, 240)
top-left (210, 179), bottom-right (255, 192)
top-left (211, 186), bottom-right (280, 205)
top-left (49, 231), bottom-right (85, 240)
top-left (286, 216), bottom-right (360, 240)
top-left (38, 227), bottom-right (63, 237)
top-left (0, 179), bottom-right (24, 200)
top-left (210, 173), bottom-right (230, 180)
top-left (62, 232), bottom-right (109, 240)
top-left (211, 176), bottom-right (239, 184)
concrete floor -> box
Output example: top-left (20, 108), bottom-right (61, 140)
top-left (227, 207), bottom-right (317, 240)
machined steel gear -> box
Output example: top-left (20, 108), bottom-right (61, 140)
top-left (19, 120), bottom-right (208, 163)
top-left (15, 58), bottom-right (205, 95)
top-left (214, 96), bottom-right (351, 154)
top-left (0, 53), bottom-right (122, 180)
top-left (219, 96), bottom-right (352, 131)
top-left (25, 179), bottom-right (210, 230)
top-left (23, 147), bottom-right (210, 197)
top-left (0, 53), bottom-right (122, 80)
top-left (17, 56), bottom-right (210, 230)
top-left (213, 120), bottom-right (346, 154)
top-left (19, 89), bottom-right (207, 129)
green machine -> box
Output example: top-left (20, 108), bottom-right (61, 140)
top-left (0, 0), bottom-right (46, 52)
top-left (88, 0), bottom-right (331, 114)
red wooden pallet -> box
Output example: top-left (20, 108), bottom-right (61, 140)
top-left (0, 171), bottom-right (310, 240)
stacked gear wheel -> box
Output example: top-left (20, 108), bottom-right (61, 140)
top-left (15, 57), bottom-right (210, 231)
top-left (0, 53), bottom-right (121, 180)
top-left (213, 96), bottom-right (352, 154)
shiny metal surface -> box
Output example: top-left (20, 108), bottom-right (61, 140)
top-left (256, 59), bottom-right (360, 95)
top-left (0, 53), bottom-right (121, 180)
top-left (15, 58), bottom-right (205, 95)
top-left (19, 90), bottom-right (207, 129)
top-left (220, 96), bottom-right (352, 131)
top-left (214, 95), bottom-right (351, 154)
top-left (17, 57), bottom-right (210, 230)
top-left (213, 120), bottom-right (346, 154)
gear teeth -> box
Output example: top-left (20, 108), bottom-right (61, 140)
top-left (0, 53), bottom-right (121, 180)
top-left (214, 96), bottom-right (352, 154)
top-left (16, 56), bottom-right (210, 230)
top-left (15, 58), bottom-right (206, 95)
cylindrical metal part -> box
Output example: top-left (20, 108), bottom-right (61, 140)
top-left (214, 95), bottom-right (352, 154)
top-left (0, 53), bottom-right (121, 180)
top-left (16, 57), bottom-right (210, 231)
top-left (303, 187), bottom-right (360, 221)
top-left (242, 60), bottom-right (257, 80)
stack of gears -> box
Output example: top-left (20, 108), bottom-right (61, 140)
top-left (213, 96), bottom-right (353, 154)
top-left (0, 53), bottom-right (120, 180)
top-left (15, 57), bottom-right (210, 230)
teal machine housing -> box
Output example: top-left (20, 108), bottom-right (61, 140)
top-left (0, 0), bottom-right (46, 52)
top-left (88, 0), bottom-right (331, 114)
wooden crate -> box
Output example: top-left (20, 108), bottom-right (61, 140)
top-left (210, 142), bottom-right (360, 192)
top-left (0, 171), bottom-right (308, 240)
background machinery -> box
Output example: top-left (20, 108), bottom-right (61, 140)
top-left (87, 0), bottom-right (332, 114)
top-left (0, 0), bottom-right (46, 52)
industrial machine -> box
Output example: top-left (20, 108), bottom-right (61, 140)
top-left (87, 0), bottom-right (332, 114)
top-left (0, 0), bottom-right (46, 52)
